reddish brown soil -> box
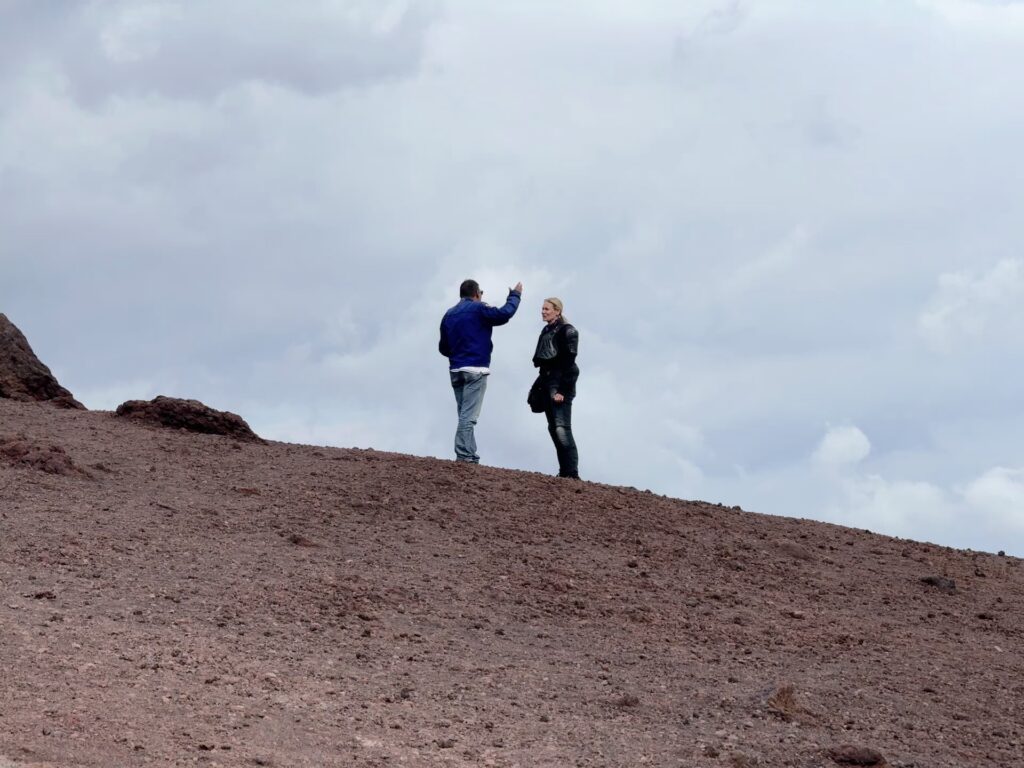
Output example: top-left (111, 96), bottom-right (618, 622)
top-left (1, 398), bottom-right (1022, 767)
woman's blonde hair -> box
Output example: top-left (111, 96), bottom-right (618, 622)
top-left (544, 297), bottom-right (567, 323)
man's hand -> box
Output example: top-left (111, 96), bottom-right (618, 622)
top-left (553, 393), bottom-right (565, 403)
top-left (512, 281), bottom-right (523, 294)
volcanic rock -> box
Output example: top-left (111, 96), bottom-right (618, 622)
top-left (0, 313), bottom-right (84, 409)
top-left (0, 436), bottom-right (89, 477)
top-left (114, 395), bottom-right (262, 442)
top-left (921, 575), bottom-right (957, 594)
top-left (827, 745), bottom-right (887, 765)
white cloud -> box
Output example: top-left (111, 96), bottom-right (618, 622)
top-left (918, 0), bottom-right (1024, 31)
top-left (919, 259), bottom-right (1024, 351)
top-left (825, 474), bottom-right (956, 539)
top-left (813, 425), bottom-right (871, 469)
top-left (817, 465), bottom-right (1024, 553)
top-left (723, 226), bottom-right (810, 297)
top-left (963, 467), bottom-right (1024, 532)
top-left (0, 0), bottom-right (437, 105)
top-left (805, 424), bottom-right (1024, 552)
top-left (99, 2), bottom-right (181, 63)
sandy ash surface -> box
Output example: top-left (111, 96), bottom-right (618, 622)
top-left (1, 398), bottom-right (1023, 768)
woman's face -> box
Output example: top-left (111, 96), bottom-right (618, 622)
top-left (541, 301), bottom-right (560, 324)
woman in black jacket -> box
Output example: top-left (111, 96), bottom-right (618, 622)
top-left (532, 297), bottom-right (580, 479)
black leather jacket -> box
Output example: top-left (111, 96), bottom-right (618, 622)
top-left (533, 320), bottom-right (579, 399)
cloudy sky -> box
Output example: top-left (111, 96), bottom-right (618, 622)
top-left (3, 0), bottom-right (1024, 555)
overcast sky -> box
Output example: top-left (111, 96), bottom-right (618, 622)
top-left (3, 0), bottom-right (1024, 555)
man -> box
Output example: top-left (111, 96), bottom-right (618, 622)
top-left (439, 278), bottom-right (523, 463)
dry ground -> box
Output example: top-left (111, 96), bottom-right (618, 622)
top-left (1, 398), bottom-right (1022, 767)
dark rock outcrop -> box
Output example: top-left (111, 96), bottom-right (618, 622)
top-left (827, 745), bottom-right (887, 766)
top-left (0, 436), bottom-right (90, 477)
top-left (0, 313), bottom-right (85, 409)
top-left (921, 575), bottom-right (957, 594)
top-left (115, 396), bottom-right (263, 443)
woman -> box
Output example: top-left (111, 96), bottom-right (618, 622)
top-left (532, 297), bottom-right (580, 479)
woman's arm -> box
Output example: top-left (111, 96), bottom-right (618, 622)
top-left (552, 325), bottom-right (579, 402)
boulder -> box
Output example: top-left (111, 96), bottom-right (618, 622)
top-left (115, 396), bottom-right (263, 443)
top-left (0, 313), bottom-right (85, 409)
top-left (0, 437), bottom-right (90, 477)
top-left (826, 745), bottom-right (887, 766)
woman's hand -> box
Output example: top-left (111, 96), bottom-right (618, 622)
top-left (552, 393), bottom-right (565, 403)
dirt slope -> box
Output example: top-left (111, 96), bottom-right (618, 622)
top-left (1, 398), bottom-right (1022, 767)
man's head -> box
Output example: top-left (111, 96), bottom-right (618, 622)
top-left (459, 279), bottom-right (482, 300)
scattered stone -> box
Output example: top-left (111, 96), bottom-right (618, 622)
top-left (920, 576), bottom-right (957, 594)
top-left (0, 313), bottom-right (85, 409)
top-left (287, 533), bottom-right (318, 547)
top-left (613, 694), bottom-right (640, 708)
top-left (826, 744), bottom-right (886, 765)
top-left (115, 396), bottom-right (262, 443)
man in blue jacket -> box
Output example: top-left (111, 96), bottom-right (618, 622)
top-left (439, 278), bottom-right (523, 463)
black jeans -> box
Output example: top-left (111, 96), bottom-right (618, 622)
top-left (545, 399), bottom-right (578, 478)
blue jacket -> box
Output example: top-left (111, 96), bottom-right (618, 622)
top-left (439, 290), bottom-right (521, 369)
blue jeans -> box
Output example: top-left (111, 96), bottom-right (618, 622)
top-left (450, 370), bottom-right (488, 463)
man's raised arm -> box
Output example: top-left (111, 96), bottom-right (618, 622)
top-left (481, 282), bottom-right (523, 326)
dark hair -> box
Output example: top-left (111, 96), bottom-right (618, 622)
top-left (459, 279), bottom-right (481, 298)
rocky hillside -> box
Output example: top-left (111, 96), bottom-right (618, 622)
top-left (1, 398), bottom-right (1022, 767)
